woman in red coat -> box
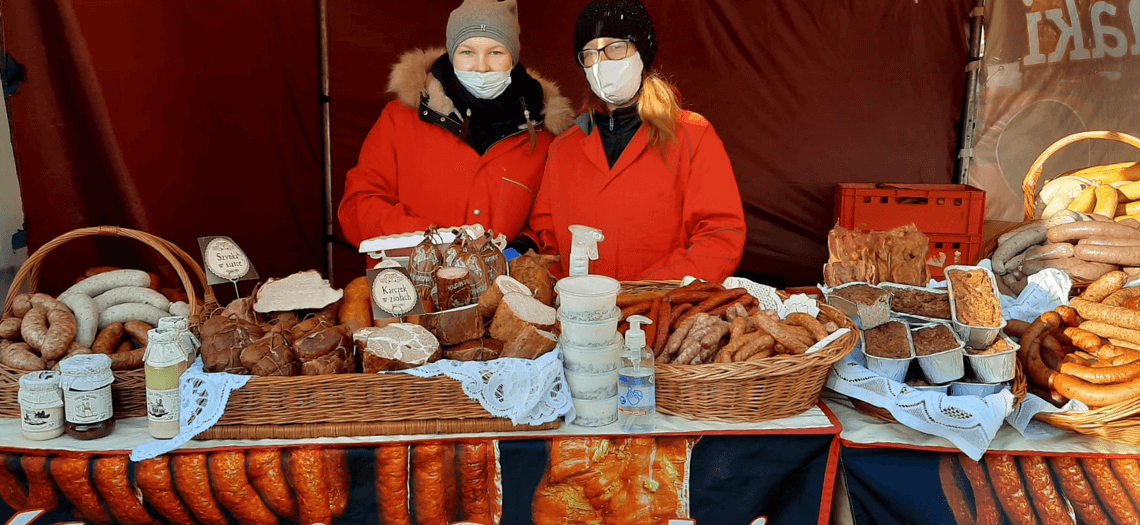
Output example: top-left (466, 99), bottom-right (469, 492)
top-left (338, 0), bottom-right (574, 249)
top-left (526, 0), bottom-right (747, 282)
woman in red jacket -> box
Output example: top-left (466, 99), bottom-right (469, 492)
top-left (527, 0), bottom-right (747, 282)
top-left (338, 0), bottom-right (574, 249)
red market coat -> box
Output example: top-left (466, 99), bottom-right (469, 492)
top-left (529, 111), bottom-right (747, 282)
top-left (338, 48), bottom-right (574, 248)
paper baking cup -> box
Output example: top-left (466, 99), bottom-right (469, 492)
top-left (861, 328), bottom-right (914, 383)
top-left (571, 395), bottom-right (618, 427)
top-left (965, 334), bottom-right (1019, 383)
top-left (558, 307), bottom-right (620, 347)
top-left (913, 323), bottom-right (966, 384)
top-left (944, 265), bottom-right (1007, 349)
top-left (949, 381), bottom-right (1004, 397)
top-left (561, 335), bottom-right (623, 373)
top-left (565, 369), bottom-right (619, 400)
top-left (827, 282), bottom-right (892, 330)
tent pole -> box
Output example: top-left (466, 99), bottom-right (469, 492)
top-left (956, 0), bottom-right (986, 185)
top-left (319, 0), bottom-right (334, 282)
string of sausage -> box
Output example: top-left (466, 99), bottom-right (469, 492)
top-left (323, 448), bottom-right (352, 520)
top-left (1081, 458), bottom-right (1140, 525)
top-left (376, 444), bottom-right (412, 525)
top-left (50, 456), bottom-right (113, 525)
top-left (1112, 459), bottom-right (1140, 516)
top-left (984, 455), bottom-right (1039, 525)
top-left (0, 453), bottom-right (28, 510)
top-left (172, 453), bottom-right (230, 525)
top-left (958, 456), bottom-right (1003, 525)
top-left (457, 442), bottom-right (493, 523)
top-left (1016, 456), bottom-right (1074, 525)
top-left (91, 456), bottom-right (157, 525)
top-left (246, 449), bottom-right (297, 521)
top-left (412, 443), bottom-right (454, 525)
top-left (938, 455), bottom-right (975, 525)
top-left (210, 451), bottom-right (279, 525)
top-left (1049, 456), bottom-right (1112, 525)
top-left (135, 457), bottom-right (197, 525)
top-left (286, 448), bottom-right (332, 525)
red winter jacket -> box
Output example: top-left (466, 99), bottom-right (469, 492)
top-left (529, 111), bottom-right (747, 282)
top-left (338, 48), bottom-right (574, 248)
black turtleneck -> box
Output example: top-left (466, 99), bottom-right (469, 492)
top-left (431, 54), bottom-right (545, 156)
top-left (593, 105), bottom-right (642, 168)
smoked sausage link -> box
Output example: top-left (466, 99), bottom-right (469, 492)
top-left (92, 456), bottom-right (157, 525)
top-left (135, 457), bottom-right (197, 525)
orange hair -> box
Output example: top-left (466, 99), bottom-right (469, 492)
top-left (583, 72), bottom-right (682, 157)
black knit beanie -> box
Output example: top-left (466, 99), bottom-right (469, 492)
top-left (573, 0), bottom-right (657, 69)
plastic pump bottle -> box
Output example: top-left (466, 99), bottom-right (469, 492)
top-left (567, 225), bottom-right (605, 276)
top-left (619, 314), bottom-right (656, 432)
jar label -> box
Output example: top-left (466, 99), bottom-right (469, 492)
top-left (146, 388), bottom-right (179, 423)
top-left (619, 374), bottom-right (655, 409)
top-left (64, 387), bottom-right (113, 424)
top-left (19, 387), bottom-right (63, 408)
top-left (21, 405), bottom-right (63, 433)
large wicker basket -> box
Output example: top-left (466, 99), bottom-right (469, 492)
top-left (620, 280), bottom-right (860, 423)
top-left (0, 226), bottom-right (214, 419)
top-left (195, 373), bottom-right (561, 440)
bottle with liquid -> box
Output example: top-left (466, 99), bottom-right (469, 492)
top-left (145, 327), bottom-right (189, 439)
top-left (618, 314), bottom-right (656, 432)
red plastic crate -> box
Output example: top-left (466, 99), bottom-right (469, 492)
top-left (926, 233), bottom-right (983, 279)
top-left (835, 183), bottom-right (986, 236)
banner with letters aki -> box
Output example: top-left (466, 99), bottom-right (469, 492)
top-left (969, 0), bottom-right (1140, 221)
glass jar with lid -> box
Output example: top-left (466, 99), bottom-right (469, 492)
top-left (59, 354), bottom-right (115, 440)
top-left (18, 371), bottom-right (64, 441)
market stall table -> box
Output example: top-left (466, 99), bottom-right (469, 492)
top-left (0, 405), bottom-right (842, 525)
top-left (825, 395), bottom-right (1140, 525)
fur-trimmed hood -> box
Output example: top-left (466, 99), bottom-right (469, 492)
top-left (386, 47), bottom-right (575, 135)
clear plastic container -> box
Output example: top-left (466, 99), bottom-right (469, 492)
top-left (561, 335), bottom-right (623, 373)
top-left (571, 395), bottom-right (619, 427)
top-left (555, 275), bottom-right (620, 321)
top-left (558, 308), bottom-right (620, 346)
top-left (564, 369), bottom-right (619, 400)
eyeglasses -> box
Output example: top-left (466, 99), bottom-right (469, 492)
top-left (577, 40), bottom-right (633, 67)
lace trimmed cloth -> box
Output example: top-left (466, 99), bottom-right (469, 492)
top-left (131, 350), bottom-right (574, 460)
top-left (131, 358), bottom-right (251, 461)
top-left (401, 348), bottom-right (575, 426)
top-left (827, 262), bottom-right (1090, 460)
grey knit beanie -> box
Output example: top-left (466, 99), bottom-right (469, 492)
top-left (446, 0), bottom-right (521, 64)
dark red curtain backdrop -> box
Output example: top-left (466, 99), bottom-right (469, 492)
top-left (5, 0), bottom-right (970, 291)
top-left (327, 0), bottom-right (973, 285)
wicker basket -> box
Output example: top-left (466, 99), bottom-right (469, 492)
top-left (0, 226), bottom-right (214, 419)
top-left (850, 359), bottom-right (1029, 423)
top-left (618, 280), bottom-right (860, 422)
top-left (195, 373), bottom-right (560, 440)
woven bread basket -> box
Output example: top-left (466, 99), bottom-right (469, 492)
top-left (0, 226), bottom-right (215, 419)
top-left (619, 280), bottom-right (860, 422)
top-left (982, 131), bottom-right (1140, 292)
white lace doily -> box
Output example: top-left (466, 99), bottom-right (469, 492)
top-left (827, 347), bottom-right (1012, 460)
top-left (401, 348), bottom-right (575, 426)
top-left (131, 358), bottom-right (251, 461)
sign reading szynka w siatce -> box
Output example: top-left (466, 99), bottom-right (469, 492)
top-left (198, 236), bottom-right (259, 285)
top-left (367, 265), bottom-right (425, 319)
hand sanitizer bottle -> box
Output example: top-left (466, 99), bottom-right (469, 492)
top-left (619, 314), bottom-right (656, 432)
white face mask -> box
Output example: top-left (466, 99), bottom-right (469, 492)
top-left (584, 51), bottom-right (644, 106)
top-left (454, 69), bottom-right (512, 100)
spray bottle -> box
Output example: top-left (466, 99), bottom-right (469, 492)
top-left (567, 225), bottom-right (605, 277)
top-left (618, 314), bottom-right (656, 432)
